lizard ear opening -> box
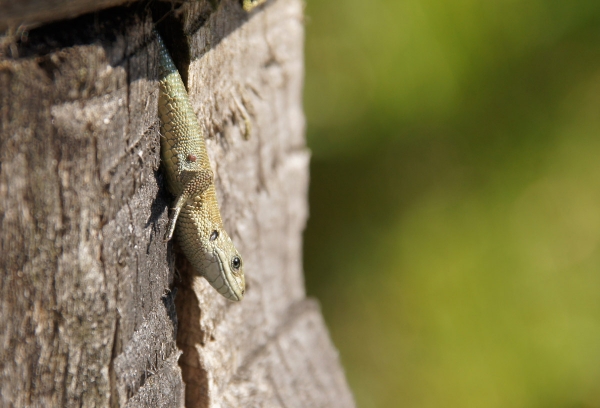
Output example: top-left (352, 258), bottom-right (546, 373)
top-left (210, 230), bottom-right (219, 241)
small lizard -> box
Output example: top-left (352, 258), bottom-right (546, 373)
top-left (156, 31), bottom-right (245, 301)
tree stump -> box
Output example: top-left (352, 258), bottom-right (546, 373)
top-left (0, 0), bottom-right (355, 406)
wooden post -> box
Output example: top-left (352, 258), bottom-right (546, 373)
top-left (0, 0), bottom-right (355, 406)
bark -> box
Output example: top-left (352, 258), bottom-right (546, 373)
top-left (0, 0), bottom-right (355, 407)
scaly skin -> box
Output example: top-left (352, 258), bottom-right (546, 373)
top-left (156, 32), bottom-right (245, 301)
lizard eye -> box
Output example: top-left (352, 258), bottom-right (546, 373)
top-left (210, 230), bottom-right (219, 241)
top-left (232, 256), bottom-right (242, 271)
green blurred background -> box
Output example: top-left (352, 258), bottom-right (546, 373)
top-left (302, 1), bottom-right (600, 407)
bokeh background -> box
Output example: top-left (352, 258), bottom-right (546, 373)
top-left (302, 1), bottom-right (600, 407)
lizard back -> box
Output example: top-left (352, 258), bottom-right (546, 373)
top-left (157, 34), bottom-right (211, 196)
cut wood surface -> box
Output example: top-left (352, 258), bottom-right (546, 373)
top-left (0, 0), bottom-right (127, 32)
top-left (0, 0), bottom-right (355, 407)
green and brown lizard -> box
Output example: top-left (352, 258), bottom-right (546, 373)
top-left (156, 31), bottom-right (245, 301)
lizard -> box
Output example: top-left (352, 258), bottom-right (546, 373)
top-left (156, 31), bottom-right (245, 301)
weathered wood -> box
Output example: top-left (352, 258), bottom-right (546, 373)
top-left (0, 1), bottom-right (355, 406)
top-left (0, 0), bottom-right (128, 32)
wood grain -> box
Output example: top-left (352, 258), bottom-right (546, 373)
top-left (0, 1), bottom-right (355, 406)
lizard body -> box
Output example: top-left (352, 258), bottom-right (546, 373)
top-left (156, 31), bottom-right (245, 301)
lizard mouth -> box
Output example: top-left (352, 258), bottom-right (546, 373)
top-left (209, 247), bottom-right (244, 301)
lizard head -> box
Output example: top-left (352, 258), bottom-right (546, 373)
top-left (202, 229), bottom-right (245, 301)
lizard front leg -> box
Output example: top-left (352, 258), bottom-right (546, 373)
top-left (164, 169), bottom-right (214, 242)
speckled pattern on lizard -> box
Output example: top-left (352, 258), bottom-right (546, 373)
top-left (156, 30), bottom-right (245, 301)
